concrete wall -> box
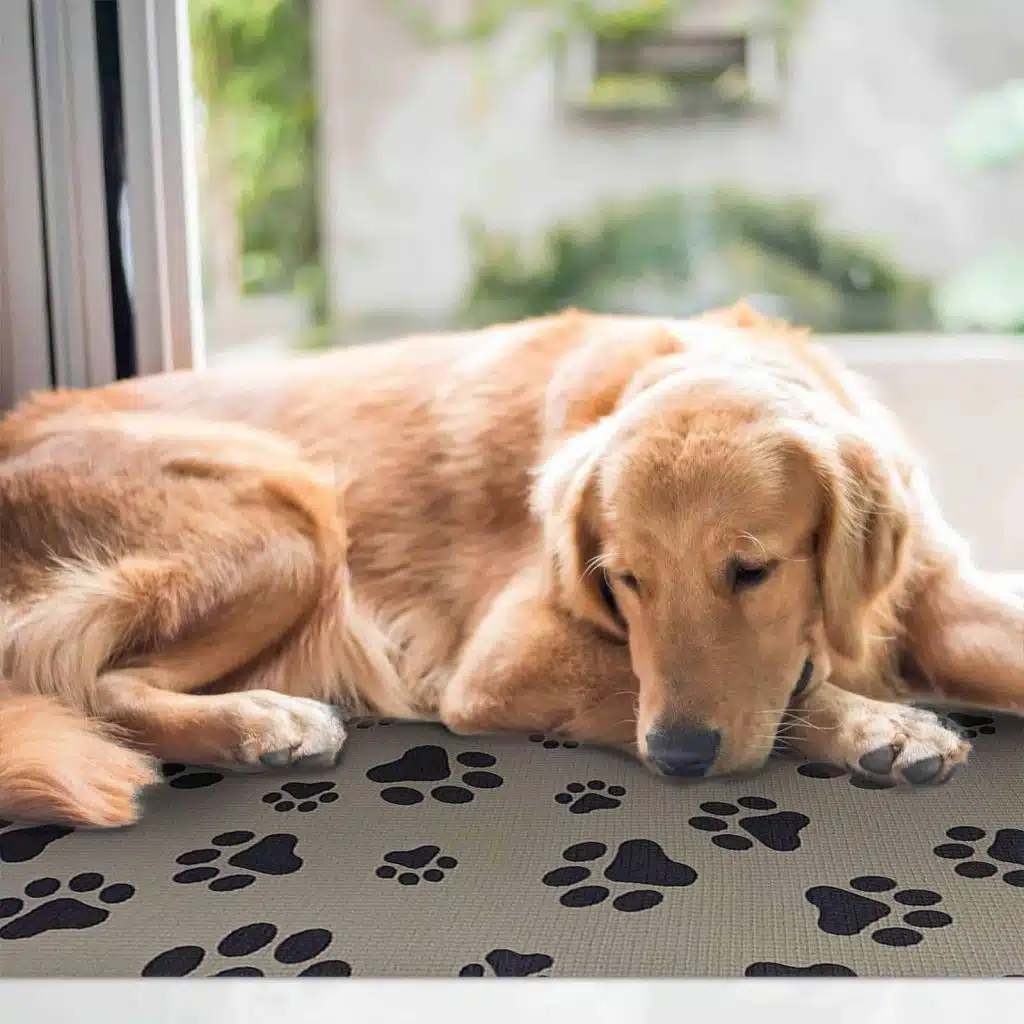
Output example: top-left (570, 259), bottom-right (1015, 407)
top-left (315, 0), bottom-right (1024, 325)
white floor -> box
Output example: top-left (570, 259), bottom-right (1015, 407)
top-left (1, 981), bottom-right (1017, 1022)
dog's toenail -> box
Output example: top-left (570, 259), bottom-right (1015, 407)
top-left (903, 755), bottom-right (943, 784)
top-left (858, 745), bottom-right (897, 775)
top-left (259, 750), bottom-right (292, 768)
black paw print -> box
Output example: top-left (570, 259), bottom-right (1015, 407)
top-left (944, 712), bottom-right (997, 739)
top-left (142, 922), bottom-right (351, 977)
top-left (934, 826), bottom-right (1024, 886)
top-left (529, 734), bottom-right (579, 750)
top-left (745, 961), bottom-right (857, 977)
top-left (375, 845), bottom-right (458, 885)
top-left (796, 761), bottom-right (896, 790)
top-left (542, 840), bottom-right (697, 913)
top-left (172, 831), bottom-right (302, 891)
top-left (366, 745), bottom-right (503, 805)
top-left (161, 762), bottom-right (224, 790)
top-left (688, 797), bottom-right (810, 852)
top-left (805, 875), bottom-right (951, 947)
top-left (352, 718), bottom-right (396, 730)
top-left (262, 781), bottom-right (339, 813)
top-left (0, 873), bottom-right (135, 940)
top-left (459, 949), bottom-right (553, 977)
top-left (0, 820), bottom-right (75, 864)
top-left (554, 780), bottom-right (625, 814)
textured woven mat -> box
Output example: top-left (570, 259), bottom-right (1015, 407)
top-left (0, 710), bottom-right (1021, 978)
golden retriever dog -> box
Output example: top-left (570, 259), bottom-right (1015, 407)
top-left (1, 303), bottom-right (1020, 828)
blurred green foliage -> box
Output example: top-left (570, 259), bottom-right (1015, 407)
top-left (385, 0), bottom-right (806, 48)
top-left (463, 190), bottom-right (934, 332)
top-left (936, 79), bottom-right (1024, 332)
top-left (384, 0), bottom-right (676, 48)
top-left (190, 0), bottom-right (324, 316)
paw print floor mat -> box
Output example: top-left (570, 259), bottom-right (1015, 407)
top-left (0, 712), bottom-right (1021, 978)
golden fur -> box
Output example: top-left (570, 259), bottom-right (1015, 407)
top-left (1, 303), bottom-right (1021, 826)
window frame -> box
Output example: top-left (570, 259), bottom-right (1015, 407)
top-left (31, 0), bottom-right (118, 390)
top-left (118, 0), bottom-right (206, 375)
top-left (0, 0), bottom-right (53, 409)
top-left (0, 0), bottom-right (205, 413)
top-left (560, 23), bottom-right (781, 119)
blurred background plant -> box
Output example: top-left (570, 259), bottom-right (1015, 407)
top-left (462, 189), bottom-right (932, 332)
top-left (935, 79), bottom-right (1024, 333)
top-left (385, 0), bottom-right (679, 47)
top-left (385, 0), bottom-right (808, 47)
top-left (190, 0), bottom-right (326, 347)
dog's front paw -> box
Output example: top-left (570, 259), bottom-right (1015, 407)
top-left (837, 703), bottom-right (969, 785)
top-left (786, 685), bottom-right (971, 787)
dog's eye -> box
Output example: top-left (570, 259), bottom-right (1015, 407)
top-left (598, 571), bottom-right (624, 629)
top-left (618, 572), bottom-right (640, 592)
top-left (729, 559), bottom-right (778, 593)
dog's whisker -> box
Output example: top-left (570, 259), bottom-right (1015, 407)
top-left (583, 552), bottom-right (613, 579)
top-left (778, 718), bottom-right (838, 734)
top-left (602, 717), bottom-right (638, 732)
top-left (602, 689), bottom-right (640, 703)
top-left (736, 531), bottom-right (770, 560)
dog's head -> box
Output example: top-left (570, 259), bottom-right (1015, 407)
top-left (533, 315), bottom-right (911, 777)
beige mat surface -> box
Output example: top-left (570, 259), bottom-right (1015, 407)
top-left (0, 710), bottom-right (1021, 978)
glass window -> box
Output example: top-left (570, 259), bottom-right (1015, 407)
top-left (185, 0), bottom-right (1024, 363)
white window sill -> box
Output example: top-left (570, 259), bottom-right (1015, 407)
top-left (828, 335), bottom-right (1024, 573)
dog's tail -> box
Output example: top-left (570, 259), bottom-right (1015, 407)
top-left (0, 684), bottom-right (158, 827)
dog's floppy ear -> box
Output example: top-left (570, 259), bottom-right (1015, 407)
top-left (800, 426), bottom-right (912, 661)
top-left (532, 325), bottom-right (682, 637)
top-left (531, 424), bottom-right (625, 639)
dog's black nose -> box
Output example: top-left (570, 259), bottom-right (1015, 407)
top-left (646, 725), bottom-right (721, 778)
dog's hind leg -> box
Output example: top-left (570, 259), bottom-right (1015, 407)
top-left (82, 509), bottom-right (397, 769)
top-left (2, 413), bottom-right (403, 805)
top-left (94, 675), bottom-right (349, 771)
top-left (62, 507), bottom-right (361, 770)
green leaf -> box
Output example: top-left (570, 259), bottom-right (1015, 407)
top-left (191, 0), bottom-right (321, 303)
